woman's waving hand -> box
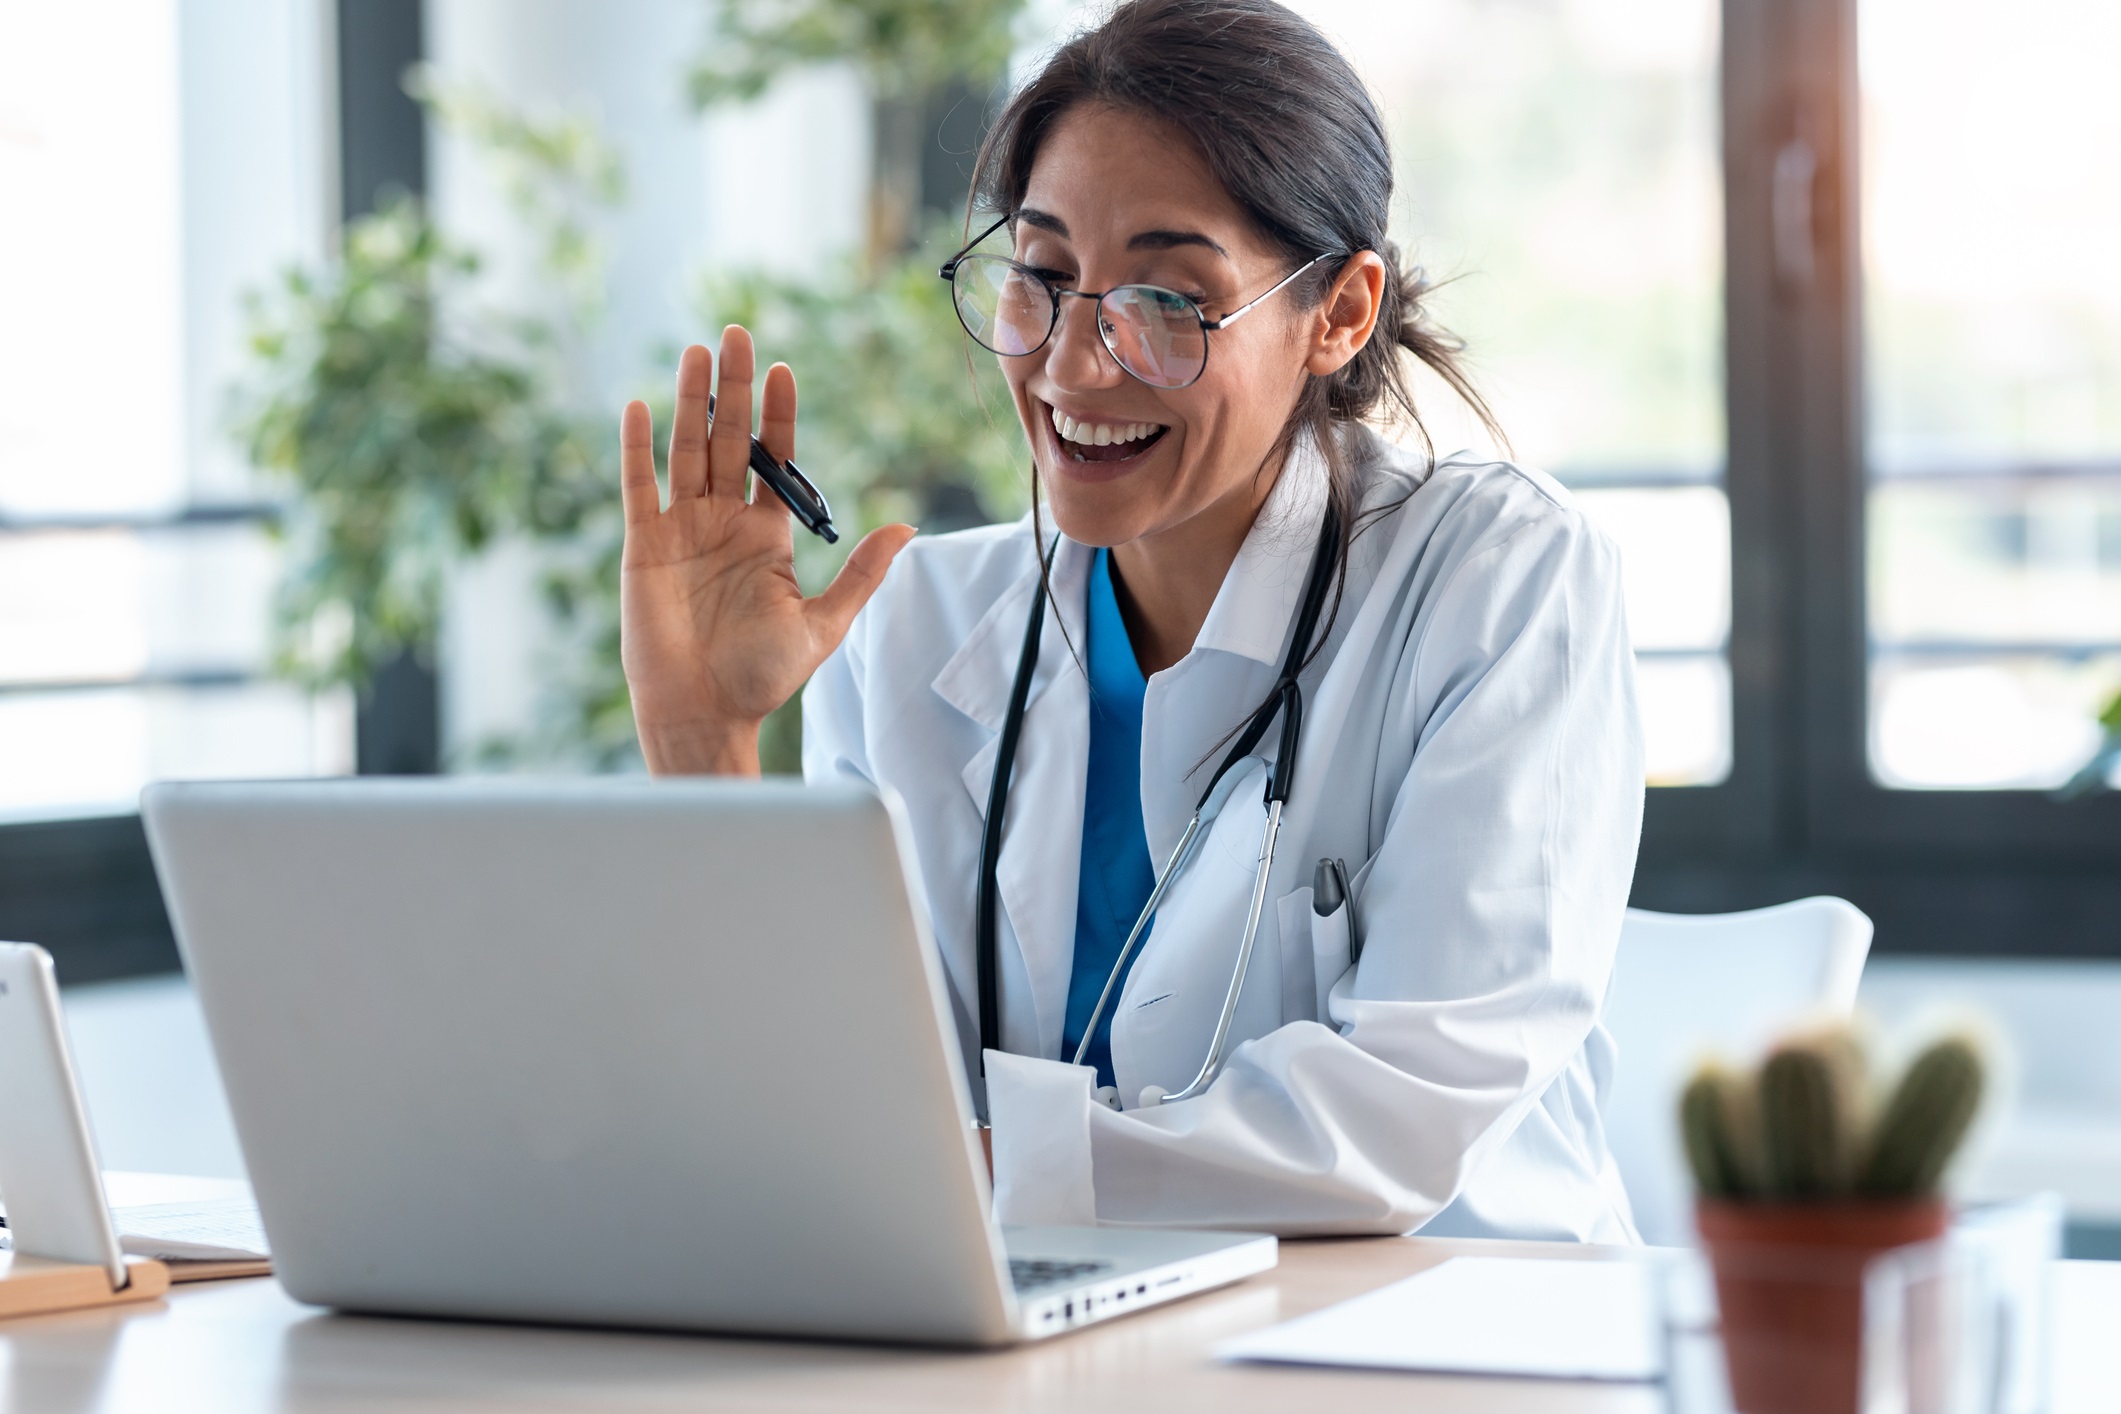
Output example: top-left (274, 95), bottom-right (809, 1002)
top-left (619, 328), bottom-right (915, 775)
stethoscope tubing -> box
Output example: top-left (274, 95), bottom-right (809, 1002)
top-left (1162, 795), bottom-right (1285, 1102)
top-left (978, 510), bottom-right (1340, 1111)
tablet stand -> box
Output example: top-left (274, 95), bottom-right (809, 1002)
top-left (0, 1252), bottom-right (170, 1319)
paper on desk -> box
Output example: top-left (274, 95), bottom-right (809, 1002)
top-left (1217, 1257), bottom-right (1664, 1382)
top-left (110, 1200), bottom-right (270, 1262)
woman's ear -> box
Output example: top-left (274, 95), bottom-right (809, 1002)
top-left (1304, 250), bottom-right (1388, 377)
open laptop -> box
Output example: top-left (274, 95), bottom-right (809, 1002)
top-left (142, 777), bottom-right (1274, 1344)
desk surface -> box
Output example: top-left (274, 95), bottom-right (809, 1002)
top-left (5, 1181), bottom-right (2119, 1414)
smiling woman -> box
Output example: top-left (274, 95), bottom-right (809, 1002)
top-left (617, 0), bottom-right (1646, 1241)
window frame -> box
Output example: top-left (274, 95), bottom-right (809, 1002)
top-left (1631, 0), bottom-right (2121, 957)
top-left (0, 0), bottom-right (435, 983)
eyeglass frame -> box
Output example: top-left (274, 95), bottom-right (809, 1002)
top-left (938, 213), bottom-right (1340, 390)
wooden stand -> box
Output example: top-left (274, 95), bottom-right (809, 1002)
top-left (0, 1251), bottom-right (170, 1320)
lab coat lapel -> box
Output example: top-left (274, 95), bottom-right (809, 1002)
top-left (934, 537), bottom-right (1091, 1062)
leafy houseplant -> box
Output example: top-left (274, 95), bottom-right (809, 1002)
top-left (241, 14), bottom-right (1039, 774)
top-left (1678, 1026), bottom-right (1986, 1414)
top-left (235, 197), bottom-right (613, 693)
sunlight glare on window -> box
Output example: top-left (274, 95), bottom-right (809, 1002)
top-left (1289, 0), bottom-right (1730, 785)
top-left (1862, 0), bottom-right (2121, 790)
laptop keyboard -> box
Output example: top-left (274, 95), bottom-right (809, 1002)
top-left (1009, 1257), bottom-right (1113, 1292)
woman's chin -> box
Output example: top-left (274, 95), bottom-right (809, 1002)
top-left (1039, 482), bottom-right (1163, 549)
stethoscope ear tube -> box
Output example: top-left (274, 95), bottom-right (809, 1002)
top-left (973, 557), bottom-right (1052, 1118)
top-left (1267, 680), bottom-right (1302, 804)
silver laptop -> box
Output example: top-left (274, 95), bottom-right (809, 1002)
top-left (142, 777), bottom-right (1274, 1344)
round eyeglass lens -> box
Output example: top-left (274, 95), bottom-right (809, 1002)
top-left (952, 256), bottom-right (1052, 358)
top-left (1098, 286), bottom-right (1208, 388)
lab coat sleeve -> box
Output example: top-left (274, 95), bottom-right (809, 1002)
top-left (988, 505), bottom-right (1644, 1236)
top-left (986, 1051), bottom-right (1099, 1225)
top-left (801, 606), bottom-right (874, 789)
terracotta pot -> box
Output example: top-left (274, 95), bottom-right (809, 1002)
top-left (1696, 1199), bottom-right (1950, 1414)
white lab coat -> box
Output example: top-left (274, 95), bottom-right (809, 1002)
top-left (803, 425), bottom-right (1645, 1241)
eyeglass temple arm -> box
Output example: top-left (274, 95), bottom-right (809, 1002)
top-left (1201, 252), bottom-right (1337, 332)
top-left (939, 213), bottom-right (1013, 279)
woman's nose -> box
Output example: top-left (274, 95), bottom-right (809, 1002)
top-left (1044, 294), bottom-right (1126, 392)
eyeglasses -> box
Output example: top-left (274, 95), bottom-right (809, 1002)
top-left (939, 214), bottom-right (1334, 390)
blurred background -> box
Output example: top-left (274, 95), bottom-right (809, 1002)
top-left (2, 0), bottom-right (2119, 1248)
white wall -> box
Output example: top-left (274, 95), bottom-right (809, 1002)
top-left (179, 0), bottom-right (338, 504)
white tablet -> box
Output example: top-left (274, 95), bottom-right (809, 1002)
top-left (0, 943), bottom-right (129, 1287)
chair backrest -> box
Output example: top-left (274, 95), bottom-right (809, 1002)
top-left (1602, 897), bottom-right (1873, 1246)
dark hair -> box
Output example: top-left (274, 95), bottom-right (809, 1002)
top-left (967, 0), bottom-right (1501, 701)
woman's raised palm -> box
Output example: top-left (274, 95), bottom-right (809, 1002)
top-left (619, 329), bottom-right (915, 775)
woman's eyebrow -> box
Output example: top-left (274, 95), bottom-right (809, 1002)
top-left (1014, 208), bottom-right (1228, 259)
top-left (1127, 229), bottom-right (1229, 257)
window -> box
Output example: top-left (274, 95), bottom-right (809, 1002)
top-left (1289, 0), bottom-right (1731, 786)
top-left (0, 2), bottom-right (350, 823)
top-left (1860, 0), bottom-right (2121, 790)
top-left (1305, 0), bottom-right (2121, 948)
top-left (10, 0), bottom-right (2119, 967)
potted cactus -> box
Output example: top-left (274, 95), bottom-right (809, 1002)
top-left (1679, 1025), bottom-right (1986, 1414)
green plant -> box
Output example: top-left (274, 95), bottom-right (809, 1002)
top-left (1858, 1032), bottom-right (1986, 1197)
top-left (687, 0), bottom-right (1027, 262)
top-left (687, 0), bottom-right (1023, 105)
top-left (1679, 1024), bottom-right (1986, 1203)
top-left (238, 39), bottom-right (1032, 773)
top-left (235, 75), bottom-right (654, 769)
top-left (234, 199), bottom-right (611, 689)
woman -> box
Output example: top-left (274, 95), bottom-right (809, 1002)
top-left (618, 0), bottom-right (1644, 1241)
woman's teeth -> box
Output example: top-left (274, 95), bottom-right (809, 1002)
top-left (1050, 408), bottom-right (1164, 448)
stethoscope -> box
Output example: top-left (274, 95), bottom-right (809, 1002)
top-left (975, 508), bottom-right (1341, 1108)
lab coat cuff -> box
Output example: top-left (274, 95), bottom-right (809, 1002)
top-left (985, 1051), bottom-right (1098, 1226)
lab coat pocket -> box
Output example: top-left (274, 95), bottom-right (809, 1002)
top-left (1309, 897), bottom-right (1353, 1023)
top-left (1271, 885), bottom-right (1352, 1025)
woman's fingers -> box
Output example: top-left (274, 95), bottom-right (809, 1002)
top-left (806, 523), bottom-right (918, 645)
top-left (619, 400), bottom-right (661, 525)
top-left (708, 325), bottom-right (756, 502)
top-left (667, 344), bottom-right (713, 501)
top-left (759, 361), bottom-right (797, 466)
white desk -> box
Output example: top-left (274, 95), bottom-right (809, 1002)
top-left (4, 1179), bottom-right (2117, 1414)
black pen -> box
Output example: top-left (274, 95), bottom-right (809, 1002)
top-left (704, 394), bottom-right (838, 543)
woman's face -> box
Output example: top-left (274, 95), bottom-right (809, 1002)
top-left (1001, 104), bottom-right (1340, 549)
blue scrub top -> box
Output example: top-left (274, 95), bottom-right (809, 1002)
top-left (1062, 548), bottom-right (1157, 1089)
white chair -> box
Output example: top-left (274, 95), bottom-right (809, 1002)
top-left (1601, 898), bottom-right (1873, 1246)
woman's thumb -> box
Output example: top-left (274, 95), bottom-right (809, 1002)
top-left (807, 523), bottom-right (918, 644)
